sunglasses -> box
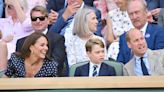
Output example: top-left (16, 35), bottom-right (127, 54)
top-left (31, 16), bottom-right (47, 21)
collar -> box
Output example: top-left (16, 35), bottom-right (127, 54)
top-left (90, 61), bottom-right (101, 69)
top-left (7, 16), bottom-right (19, 24)
top-left (134, 52), bottom-right (148, 61)
top-left (80, 2), bottom-right (84, 10)
top-left (140, 22), bottom-right (148, 36)
top-left (42, 28), bottom-right (48, 34)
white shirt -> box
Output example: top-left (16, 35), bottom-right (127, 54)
top-left (134, 53), bottom-right (151, 76)
top-left (42, 28), bottom-right (48, 34)
top-left (89, 61), bottom-right (101, 77)
top-left (140, 22), bottom-right (148, 36)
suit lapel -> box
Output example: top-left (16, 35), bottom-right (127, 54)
top-left (127, 58), bottom-right (136, 76)
top-left (145, 24), bottom-right (152, 45)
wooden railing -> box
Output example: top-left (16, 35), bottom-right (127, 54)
top-left (0, 76), bottom-right (164, 90)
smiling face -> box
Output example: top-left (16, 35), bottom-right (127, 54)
top-left (127, 29), bottom-right (147, 57)
top-left (31, 11), bottom-right (49, 32)
top-left (87, 12), bottom-right (98, 33)
top-left (30, 36), bottom-right (48, 60)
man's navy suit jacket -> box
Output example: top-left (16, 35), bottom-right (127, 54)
top-left (117, 23), bottom-right (164, 64)
top-left (16, 31), bottom-right (66, 76)
top-left (49, 4), bottom-right (102, 36)
top-left (146, 0), bottom-right (164, 10)
top-left (46, 0), bottom-right (94, 12)
top-left (74, 62), bottom-right (116, 76)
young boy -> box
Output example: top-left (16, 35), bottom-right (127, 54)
top-left (74, 37), bottom-right (116, 77)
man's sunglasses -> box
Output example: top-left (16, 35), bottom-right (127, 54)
top-left (31, 16), bottom-right (47, 21)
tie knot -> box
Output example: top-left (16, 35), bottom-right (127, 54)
top-left (140, 57), bottom-right (144, 61)
top-left (93, 65), bottom-right (98, 70)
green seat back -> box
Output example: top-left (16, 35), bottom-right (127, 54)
top-left (69, 61), bottom-right (89, 77)
top-left (69, 60), bottom-right (124, 76)
top-left (104, 60), bottom-right (124, 76)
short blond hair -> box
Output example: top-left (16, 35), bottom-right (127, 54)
top-left (85, 37), bottom-right (104, 52)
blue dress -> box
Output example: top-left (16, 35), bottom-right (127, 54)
top-left (5, 53), bottom-right (58, 77)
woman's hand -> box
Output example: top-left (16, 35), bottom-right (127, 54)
top-left (2, 35), bottom-right (14, 42)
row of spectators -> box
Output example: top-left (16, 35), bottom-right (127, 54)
top-left (0, 0), bottom-right (164, 77)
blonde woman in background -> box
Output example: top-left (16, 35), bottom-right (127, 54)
top-left (0, 0), bottom-right (33, 59)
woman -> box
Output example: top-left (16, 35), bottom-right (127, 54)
top-left (0, 0), bottom-right (34, 59)
top-left (105, 0), bottom-right (134, 60)
top-left (4, 32), bottom-right (58, 77)
top-left (65, 8), bottom-right (107, 68)
top-left (0, 30), bottom-right (8, 74)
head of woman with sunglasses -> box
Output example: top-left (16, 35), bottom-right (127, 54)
top-left (30, 5), bottom-right (49, 32)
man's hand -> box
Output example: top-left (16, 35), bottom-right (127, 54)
top-left (48, 10), bottom-right (59, 25)
top-left (62, 2), bottom-right (81, 21)
top-left (150, 8), bottom-right (161, 17)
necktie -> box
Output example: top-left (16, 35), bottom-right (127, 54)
top-left (140, 57), bottom-right (149, 75)
top-left (92, 65), bottom-right (98, 77)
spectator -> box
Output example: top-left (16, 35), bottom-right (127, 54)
top-left (65, 8), bottom-right (106, 68)
top-left (123, 28), bottom-right (164, 76)
top-left (49, 0), bottom-right (102, 36)
top-left (105, 0), bottom-right (134, 60)
top-left (16, 6), bottom-right (66, 77)
top-left (47, 0), bottom-right (94, 13)
top-left (0, 0), bottom-right (33, 59)
top-left (4, 32), bottom-right (58, 77)
top-left (74, 37), bottom-right (116, 77)
top-left (117, 0), bottom-right (164, 64)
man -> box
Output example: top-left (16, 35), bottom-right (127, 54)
top-left (16, 6), bottom-right (66, 77)
top-left (123, 28), bottom-right (164, 76)
top-left (49, 0), bottom-right (102, 36)
top-left (117, 0), bottom-right (164, 64)
top-left (74, 38), bottom-right (116, 77)
top-left (46, 0), bottom-right (94, 12)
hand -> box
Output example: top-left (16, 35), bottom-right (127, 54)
top-left (48, 10), bottom-right (59, 24)
top-left (62, 2), bottom-right (81, 21)
top-left (150, 8), bottom-right (161, 17)
top-left (2, 35), bottom-right (14, 42)
top-left (147, 11), bottom-right (154, 23)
